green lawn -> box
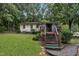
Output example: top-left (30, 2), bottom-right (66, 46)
top-left (70, 37), bottom-right (79, 44)
top-left (0, 33), bottom-right (41, 56)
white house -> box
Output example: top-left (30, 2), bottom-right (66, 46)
top-left (20, 22), bottom-right (58, 33)
top-left (20, 22), bottom-right (40, 32)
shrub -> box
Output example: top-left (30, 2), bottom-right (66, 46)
top-left (32, 33), bottom-right (40, 41)
top-left (31, 28), bottom-right (36, 34)
top-left (60, 25), bottom-right (73, 44)
top-left (31, 28), bottom-right (40, 34)
top-left (61, 31), bottom-right (73, 44)
top-left (61, 25), bottom-right (69, 32)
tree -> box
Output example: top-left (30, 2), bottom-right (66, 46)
top-left (0, 3), bottom-right (79, 33)
top-left (0, 4), bottom-right (20, 32)
top-left (47, 3), bottom-right (79, 31)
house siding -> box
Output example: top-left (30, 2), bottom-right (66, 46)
top-left (20, 25), bottom-right (31, 32)
top-left (20, 24), bottom-right (40, 32)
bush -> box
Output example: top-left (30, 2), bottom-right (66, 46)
top-left (31, 28), bottom-right (40, 34)
top-left (32, 33), bottom-right (40, 41)
top-left (61, 31), bottom-right (73, 44)
top-left (61, 25), bottom-right (69, 32)
top-left (31, 29), bottom-right (36, 34)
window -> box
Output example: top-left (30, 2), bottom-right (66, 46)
top-left (36, 24), bottom-right (39, 28)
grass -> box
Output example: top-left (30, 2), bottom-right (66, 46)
top-left (70, 37), bottom-right (79, 44)
top-left (0, 33), bottom-right (41, 56)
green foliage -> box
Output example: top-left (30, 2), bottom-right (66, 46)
top-left (0, 4), bottom-right (20, 33)
top-left (32, 33), bottom-right (40, 41)
top-left (31, 25), bottom-right (41, 42)
top-left (31, 28), bottom-right (40, 34)
top-left (0, 26), bottom-right (6, 33)
top-left (71, 24), bottom-right (79, 32)
top-left (40, 19), bottom-right (50, 23)
top-left (61, 25), bottom-right (70, 32)
top-left (48, 4), bottom-right (79, 31)
top-left (60, 25), bottom-right (73, 44)
top-left (0, 3), bottom-right (79, 33)
top-left (15, 28), bottom-right (20, 33)
top-left (31, 29), bottom-right (36, 34)
top-left (61, 29), bottom-right (73, 44)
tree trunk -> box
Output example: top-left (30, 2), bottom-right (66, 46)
top-left (8, 21), bottom-right (9, 32)
top-left (69, 20), bottom-right (72, 31)
top-left (69, 19), bottom-right (73, 32)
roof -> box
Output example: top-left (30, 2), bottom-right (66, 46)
top-left (20, 22), bottom-right (55, 25)
top-left (20, 22), bottom-right (40, 25)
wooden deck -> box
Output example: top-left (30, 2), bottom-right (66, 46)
top-left (45, 44), bottom-right (79, 56)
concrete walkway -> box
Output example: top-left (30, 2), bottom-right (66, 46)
top-left (40, 44), bottom-right (79, 56)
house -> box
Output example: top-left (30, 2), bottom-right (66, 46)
top-left (20, 22), bottom-right (41, 32)
top-left (20, 22), bottom-right (59, 33)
